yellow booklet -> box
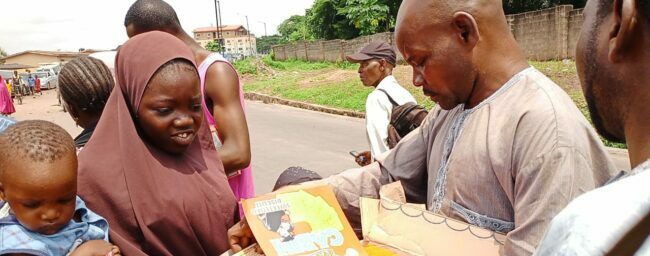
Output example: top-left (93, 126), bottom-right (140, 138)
top-left (242, 184), bottom-right (367, 256)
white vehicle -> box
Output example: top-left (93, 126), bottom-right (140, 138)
top-left (35, 63), bottom-right (62, 90)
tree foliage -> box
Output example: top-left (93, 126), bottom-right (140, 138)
top-left (307, 0), bottom-right (359, 40)
top-left (0, 47), bottom-right (7, 58)
top-left (338, 0), bottom-right (391, 36)
top-left (276, 0), bottom-right (586, 42)
top-left (502, 0), bottom-right (586, 14)
top-left (205, 40), bottom-right (224, 53)
top-left (256, 35), bottom-right (284, 54)
top-left (277, 15), bottom-right (315, 42)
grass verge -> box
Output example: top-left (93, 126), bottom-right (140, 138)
top-left (237, 57), bottom-right (626, 149)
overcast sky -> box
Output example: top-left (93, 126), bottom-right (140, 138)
top-left (1, 0), bottom-right (314, 55)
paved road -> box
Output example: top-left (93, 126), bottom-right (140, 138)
top-left (246, 101), bottom-right (367, 193)
top-left (11, 90), bottom-right (630, 195)
top-left (11, 90), bottom-right (368, 195)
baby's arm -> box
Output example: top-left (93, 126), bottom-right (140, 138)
top-left (69, 240), bottom-right (120, 256)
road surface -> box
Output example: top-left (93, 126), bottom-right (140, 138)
top-left (11, 89), bottom-right (630, 195)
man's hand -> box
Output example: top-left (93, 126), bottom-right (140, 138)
top-left (355, 151), bottom-right (372, 166)
top-left (229, 218), bottom-right (258, 253)
top-left (70, 240), bottom-right (121, 256)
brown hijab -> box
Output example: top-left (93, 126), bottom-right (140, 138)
top-left (77, 31), bottom-right (237, 256)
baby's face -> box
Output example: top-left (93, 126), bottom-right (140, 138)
top-left (0, 153), bottom-right (77, 235)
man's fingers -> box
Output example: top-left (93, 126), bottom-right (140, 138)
top-left (241, 236), bottom-right (251, 248)
top-left (255, 244), bottom-right (265, 255)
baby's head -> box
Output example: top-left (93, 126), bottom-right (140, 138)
top-left (0, 120), bottom-right (77, 235)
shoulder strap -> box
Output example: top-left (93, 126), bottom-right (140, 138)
top-left (376, 89), bottom-right (398, 107)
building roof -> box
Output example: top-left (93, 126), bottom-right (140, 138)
top-left (0, 63), bottom-right (37, 70)
top-left (192, 25), bottom-right (247, 33)
top-left (0, 50), bottom-right (88, 61)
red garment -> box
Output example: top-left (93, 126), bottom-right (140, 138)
top-left (77, 31), bottom-right (237, 256)
top-left (0, 76), bottom-right (15, 115)
top-left (35, 78), bottom-right (41, 93)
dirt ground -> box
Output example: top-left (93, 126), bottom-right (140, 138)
top-left (11, 89), bottom-right (82, 136)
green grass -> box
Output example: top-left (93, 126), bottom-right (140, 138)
top-left (238, 58), bottom-right (626, 149)
top-left (234, 56), bottom-right (356, 76)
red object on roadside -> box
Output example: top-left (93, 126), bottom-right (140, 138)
top-left (35, 77), bottom-right (41, 93)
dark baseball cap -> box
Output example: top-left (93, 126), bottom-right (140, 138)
top-left (346, 41), bottom-right (396, 66)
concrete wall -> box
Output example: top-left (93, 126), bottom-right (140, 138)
top-left (273, 5), bottom-right (585, 62)
top-left (567, 9), bottom-right (585, 59)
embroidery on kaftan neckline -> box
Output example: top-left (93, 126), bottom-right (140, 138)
top-left (429, 67), bottom-right (536, 213)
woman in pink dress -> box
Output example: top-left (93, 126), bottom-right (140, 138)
top-left (0, 75), bottom-right (16, 116)
top-left (198, 53), bottom-right (255, 213)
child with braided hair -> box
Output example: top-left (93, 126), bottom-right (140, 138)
top-left (58, 56), bottom-right (114, 150)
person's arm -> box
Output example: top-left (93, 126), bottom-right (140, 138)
top-left (315, 109), bottom-right (435, 232)
top-left (365, 92), bottom-right (391, 158)
top-left (204, 62), bottom-right (251, 174)
top-left (69, 240), bottom-right (120, 256)
top-left (503, 146), bottom-right (602, 255)
top-left (228, 110), bottom-right (437, 252)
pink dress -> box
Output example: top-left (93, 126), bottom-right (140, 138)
top-left (0, 78), bottom-right (15, 115)
top-left (198, 53), bottom-right (255, 212)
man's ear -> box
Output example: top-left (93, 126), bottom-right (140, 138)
top-left (452, 12), bottom-right (480, 48)
top-left (609, 0), bottom-right (638, 62)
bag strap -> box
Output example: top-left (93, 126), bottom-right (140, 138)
top-left (376, 89), bottom-right (398, 107)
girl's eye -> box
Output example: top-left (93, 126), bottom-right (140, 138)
top-left (192, 104), bottom-right (202, 112)
top-left (22, 202), bottom-right (40, 209)
top-left (156, 108), bottom-right (172, 115)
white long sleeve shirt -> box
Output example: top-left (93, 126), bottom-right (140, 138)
top-left (365, 75), bottom-right (416, 158)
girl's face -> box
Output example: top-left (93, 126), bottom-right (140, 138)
top-left (137, 64), bottom-right (203, 155)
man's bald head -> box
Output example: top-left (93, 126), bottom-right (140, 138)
top-left (395, 0), bottom-right (525, 110)
top-left (124, 0), bottom-right (182, 38)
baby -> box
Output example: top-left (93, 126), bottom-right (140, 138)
top-left (0, 120), bottom-right (119, 256)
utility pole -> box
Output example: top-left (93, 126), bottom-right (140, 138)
top-left (244, 15), bottom-right (254, 56)
top-left (213, 0), bottom-right (224, 54)
top-left (259, 21), bottom-right (267, 37)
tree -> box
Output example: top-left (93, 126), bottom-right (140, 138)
top-left (277, 15), bottom-right (315, 42)
top-left (502, 0), bottom-right (586, 14)
top-left (338, 0), bottom-right (391, 36)
top-left (256, 35), bottom-right (283, 54)
top-left (307, 0), bottom-right (359, 40)
top-left (0, 47), bottom-right (6, 64)
top-left (205, 40), bottom-right (224, 53)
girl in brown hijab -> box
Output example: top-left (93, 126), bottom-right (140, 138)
top-left (77, 31), bottom-right (237, 256)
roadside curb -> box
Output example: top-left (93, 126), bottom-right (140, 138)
top-left (244, 92), bottom-right (365, 119)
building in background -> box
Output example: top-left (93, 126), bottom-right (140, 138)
top-left (0, 50), bottom-right (89, 73)
top-left (193, 25), bottom-right (257, 57)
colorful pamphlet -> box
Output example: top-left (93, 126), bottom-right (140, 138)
top-left (242, 184), bottom-right (367, 256)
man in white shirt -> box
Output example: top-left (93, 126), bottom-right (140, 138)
top-left (535, 0), bottom-right (650, 254)
top-left (346, 41), bottom-right (417, 165)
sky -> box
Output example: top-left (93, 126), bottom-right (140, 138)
top-left (0, 0), bottom-right (315, 55)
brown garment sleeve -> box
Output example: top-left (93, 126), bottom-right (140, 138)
top-left (314, 110), bottom-right (436, 235)
top-left (504, 146), bottom-right (601, 255)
